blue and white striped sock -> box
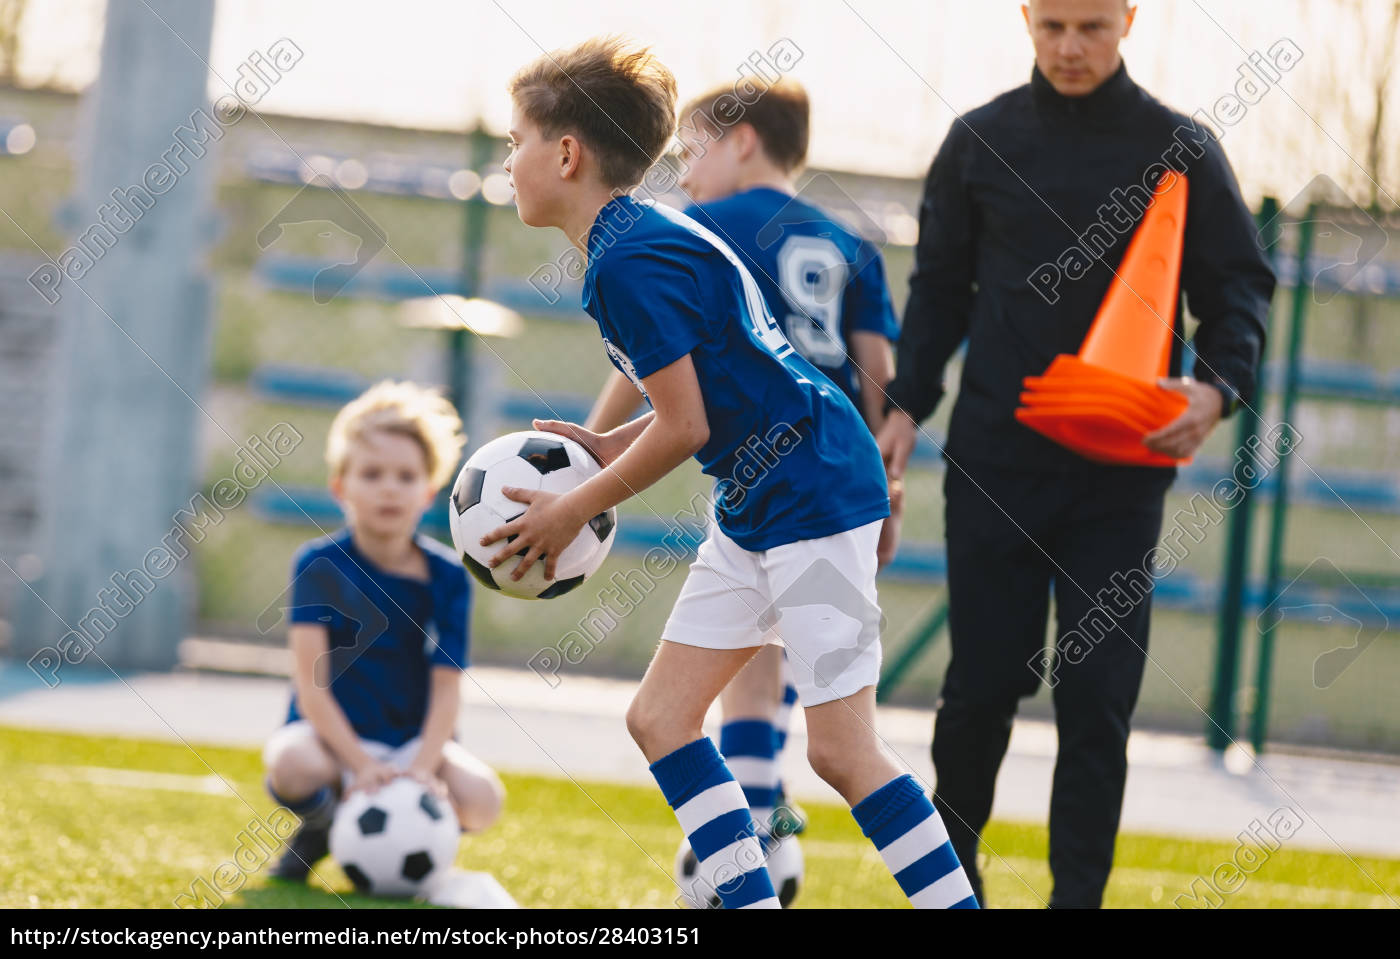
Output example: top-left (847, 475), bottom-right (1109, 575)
top-left (773, 666), bottom-right (799, 758)
top-left (719, 719), bottom-right (780, 836)
top-left (851, 774), bottom-right (979, 909)
top-left (772, 657), bottom-right (799, 807)
top-left (650, 738), bottom-right (781, 909)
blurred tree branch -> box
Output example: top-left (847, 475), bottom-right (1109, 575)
top-left (1306, 0), bottom-right (1400, 209)
top-left (1362, 0), bottom-right (1400, 208)
top-left (0, 0), bottom-right (27, 86)
top-left (1277, 1), bottom-right (1400, 358)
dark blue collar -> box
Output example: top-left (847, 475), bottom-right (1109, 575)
top-left (1030, 59), bottom-right (1136, 118)
top-left (588, 194), bottom-right (648, 262)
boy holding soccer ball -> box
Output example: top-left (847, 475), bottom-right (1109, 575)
top-left (585, 79), bottom-right (905, 894)
top-left (494, 38), bottom-right (975, 908)
top-left (263, 381), bottom-right (504, 882)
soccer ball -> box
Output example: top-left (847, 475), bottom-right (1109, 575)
top-left (448, 430), bottom-right (618, 600)
top-left (673, 834), bottom-right (804, 908)
top-left (329, 778), bottom-right (460, 898)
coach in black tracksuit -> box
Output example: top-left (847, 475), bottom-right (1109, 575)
top-left (877, 2), bottom-right (1275, 907)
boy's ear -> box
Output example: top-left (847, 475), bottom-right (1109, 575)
top-left (328, 472), bottom-right (344, 503)
top-left (559, 133), bottom-right (583, 181)
top-left (733, 123), bottom-right (759, 162)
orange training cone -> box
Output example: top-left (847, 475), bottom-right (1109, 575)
top-left (1015, 170), bottom-right (1191, 467)
top-left (1080, 169), bottom-right (1187, 380)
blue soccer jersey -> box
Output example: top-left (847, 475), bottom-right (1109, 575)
top-left (282, 528), bottom-right (471, 747)
top-left (581, 195), bottom-right (889, 551)
top-left (683, 187), bottom-right (900, 407)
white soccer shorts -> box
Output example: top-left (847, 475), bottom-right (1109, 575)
top-left (661, 520), bottom-right (884, 706)
top-left (266, 720), bottom-right (425, 792)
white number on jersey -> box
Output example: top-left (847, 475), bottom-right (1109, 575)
top-left (742, 262), bottom-right (794, 359)
top-left (776, 235), bottom-right (848, 367)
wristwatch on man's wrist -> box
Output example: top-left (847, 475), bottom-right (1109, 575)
top-left (1209, 379), bottom-right (1242, 418)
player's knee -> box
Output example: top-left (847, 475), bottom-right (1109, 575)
top-left (456, 771), bottom-right (506, 832)
top-left (805, 739), bottom-right (855, 795)
top-left (266, 739), bottom-right (337, 799)
top-left (625, 695), bottom-right (658, 751)
top-left (265, 759), bottom-right (313, 799)
top-left (626, 693), bottom-right (697, 758)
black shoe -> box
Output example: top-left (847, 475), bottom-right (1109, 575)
top-left (269, 822), bottom-right (330, 881)
top-left (965, 859), bottom-right (985, 908)
top-left (769, 798), bottom-right (808, 839)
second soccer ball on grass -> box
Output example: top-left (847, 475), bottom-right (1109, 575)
top-left (674, 834), bottom-right (804, 909)
top-left (329, 778), bottom-right (461, 899)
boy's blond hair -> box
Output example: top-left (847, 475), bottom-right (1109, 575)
top-left (509, 35), bottom-right (677, 190)
top-left (326, 380), bottom-right (465, 491)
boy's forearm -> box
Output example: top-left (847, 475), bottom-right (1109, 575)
top-left (289, 624), bottom-right (375, 772)
top-left (565, 413), bottom-right (692, 521)
top-left (412, 670), bottom-right (461, 771)
top-left (852, 331), bottom-right (896, 430)
top-left (586, 371), bottom-right (645, 433)
top-left (608, 410), bottom-right (655, 447)
top-left (298, 687), bottom-right (375, 772)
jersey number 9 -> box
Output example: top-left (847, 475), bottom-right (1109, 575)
top-left (777, 236), bottom-right (849, 368)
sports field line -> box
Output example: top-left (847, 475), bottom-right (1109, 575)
top-left (27, 763), bottom-right (239, 797)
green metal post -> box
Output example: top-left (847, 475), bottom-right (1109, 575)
top-left (877, 598), bottom-right (949, 702)
top-left (1205, 197), bottom-right (1279, 751)
top-left (452, 124), bottom-right (494, 418)
top-left (1250, 207), bottom-right (1315, 754)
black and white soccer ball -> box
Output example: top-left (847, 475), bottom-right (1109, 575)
top-left (674, 834), bottom-right (804, 908)
top-left (448, 430), bottom-right (618, 600)
top-left (329, 778), bottom-right (460, 899)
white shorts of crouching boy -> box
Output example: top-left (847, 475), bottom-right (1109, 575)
top-left (266, 720), bottom-right (424, 792)
top-left (661, 520), bottom-right (884, 707)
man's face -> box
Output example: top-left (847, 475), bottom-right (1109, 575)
top-left (504, 106), bottom-right (558, 228)
top-left (676, 123), bottom-right (744, 205)
top-left (1023, 0), bottom-right (1136, 97)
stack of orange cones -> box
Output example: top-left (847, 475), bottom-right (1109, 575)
top-left (1016, 169), bottom-right (1192, 467)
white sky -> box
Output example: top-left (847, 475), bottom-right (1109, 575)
top-left (12, 0), bottom-right (1400, 204)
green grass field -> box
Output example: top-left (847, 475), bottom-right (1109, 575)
top-left (2, 727), bottom-right (1396, 909)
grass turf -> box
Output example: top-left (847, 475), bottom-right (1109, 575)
top-left (1, 727), bottom-right (1397, 909)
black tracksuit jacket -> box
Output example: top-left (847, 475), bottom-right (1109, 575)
top-left (884, 62), bottom-right (1277, 474)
